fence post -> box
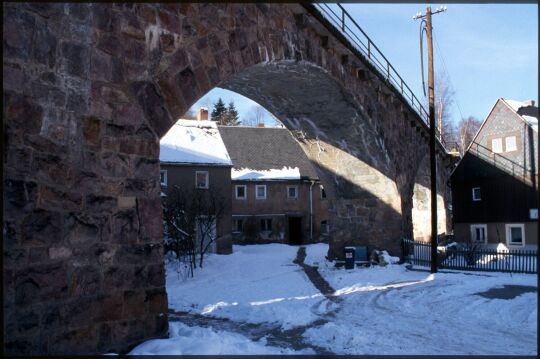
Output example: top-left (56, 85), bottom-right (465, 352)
top-left (341, 8), bottom-right (345, 31)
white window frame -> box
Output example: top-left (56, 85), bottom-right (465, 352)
top-left (505, 223), bottom-right (525, 247)
top-left (491, 138), bottom-right (503, 153)
top-left (287, 185), bottom-right (298, 199)
top-left (160, 170), bottom-right (167, 186)
top-left (320, 185), bottom-right (327, 199)
top-left (195, 171), bottom-right (209, 189)
top-left (255, 185), bottom-right (266, 199)
top-left (235, 185), bottom-right (247, 200)
top-left (470, 224), bottom-right (487, 244)
top-left (472, 187), bottom-right (481, 201)
top-left (505, 136), bottom-right (517, 152)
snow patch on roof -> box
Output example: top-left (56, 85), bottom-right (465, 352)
top-left (160, 119), bottom-right (232, 165)
top-left (504, 99), bottom-right (529, 113)
top-left (503, 99), bottom-right (538, 132)
top-left (232, 166), bottom-right (301, 180)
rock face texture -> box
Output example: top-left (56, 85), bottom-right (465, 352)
top-left (3, 3), bottom-right (451, 354)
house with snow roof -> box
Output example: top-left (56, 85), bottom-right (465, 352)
top-left (159, 109), bottom-right (233, 254)
top-left (450, 98), bottom-right (538, 249)
top-left (218, 126), bottom-right (330, 245)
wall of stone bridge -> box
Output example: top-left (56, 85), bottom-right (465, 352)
top-left (3, 2), bottom-right (451, 354)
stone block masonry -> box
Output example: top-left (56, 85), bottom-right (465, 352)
top-left (3, 2), bottom-right (451, 354)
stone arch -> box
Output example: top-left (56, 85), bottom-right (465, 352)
top-left (125, 4), bottom-right (409, 257)
top-left (217, 61), bottom-right (404, 257)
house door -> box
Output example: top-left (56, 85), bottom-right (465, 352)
top-left (288, 217), bottom-right (303, 245)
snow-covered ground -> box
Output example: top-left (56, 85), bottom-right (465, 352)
top-left (166, 244), bottom-right (323, 329)
top-left (129, 322), bottom-right (304, 355)
top-left (129, 243), bottom-right (537, 355)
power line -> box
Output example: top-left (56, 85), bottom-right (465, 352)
top-left (433, 32), bottom-right (466, 121)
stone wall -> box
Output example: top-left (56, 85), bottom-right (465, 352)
top-left (3, 3), bottom-right (451, 354)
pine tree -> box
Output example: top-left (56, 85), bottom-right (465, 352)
top-left (222, 102), bottom-right (240, 126)
top-left (211, 98), bottom-right (227, 124)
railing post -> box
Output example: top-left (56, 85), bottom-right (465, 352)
top-left (368, 41), bottom-right (371, 58)
top-left (341, 8), bottom-right (345, 32)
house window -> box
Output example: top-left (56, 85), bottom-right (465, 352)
top-left (320, 220), bottom-right (329, 234)
top-left (491, 138), bottom-right (503, 153)
top-left (530, 209), bottom-right (538, 220)
top-left (320, 185), bottom-right (327, 199)
top-left (255, 185), bottom-right (266, 199)
top-left (470, 224), bottom-right (487, 243)
top-left (260, 218), bottom-right (272, 231)
top-left (233, 219), bottom-right (243, 233)
top-left (505, 136), bottom-right (517, 152)
top-left (287, 186), bottom-right (298, 199)
top-left (505, 224), bottom-right (525, 246)
top-left (195, 171), bottom-right (209, 189)
top-left (472, 187), bottom-right (481, 201)
top-left (160, 170), bottom-right (167, 186)
top-left (235, 185), bottom-right (247, 199)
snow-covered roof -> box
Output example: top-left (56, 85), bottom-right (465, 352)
top-left (501, 98), bottom-right (538, 132)
top-left (232, 166), bottom-right (301, 181)
top-left (503, 99), bottom-right (529, 113)
top-left (160, 119), bottom-right (233, 165)
top-left (219, 126), bottom-right (319, 180)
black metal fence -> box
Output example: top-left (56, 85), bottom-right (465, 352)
top-left (403, 239), bottom-right (538, 274)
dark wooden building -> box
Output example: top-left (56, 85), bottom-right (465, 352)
top-left (451, 98), bottom-right (538, 249)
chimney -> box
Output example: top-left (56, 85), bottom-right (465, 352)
top-left (197, 107), bottom-right (208, 121)
top-left (256, 122), bottom-right (265, 128)
top-left (525, 100), bottom-right (535, 107)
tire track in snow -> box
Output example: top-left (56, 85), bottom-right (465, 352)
top-left (339, 277), bottom-right (536, 355)
top-left (164, 247), bottom-right (341, 355)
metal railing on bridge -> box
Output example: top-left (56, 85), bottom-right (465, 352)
top-left (470, 141), bottom-right (536, 183)
top-left (310, 3), bottom-right (446, 146)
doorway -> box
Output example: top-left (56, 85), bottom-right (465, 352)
top-left (288, 217), bottom-right (303, 245)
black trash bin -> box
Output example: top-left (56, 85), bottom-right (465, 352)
top-left (344, 246), bottom-right (355, 269)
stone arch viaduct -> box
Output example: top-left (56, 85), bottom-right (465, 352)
top-left (3, 3), bottom-right (453, 354)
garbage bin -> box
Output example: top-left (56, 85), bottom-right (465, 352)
top-left (344, 247), bottom-right (356, 269)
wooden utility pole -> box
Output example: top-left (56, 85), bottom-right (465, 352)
top-left (426, 7), bottom-right (437, 273)
top-left (414, 5), bottom-right (446, 273)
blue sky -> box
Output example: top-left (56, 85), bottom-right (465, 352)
top-left (188, 3), bottom-right (538, 126)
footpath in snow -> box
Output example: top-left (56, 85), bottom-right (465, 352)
top-left (129, 243), bottom-right (537, 355)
